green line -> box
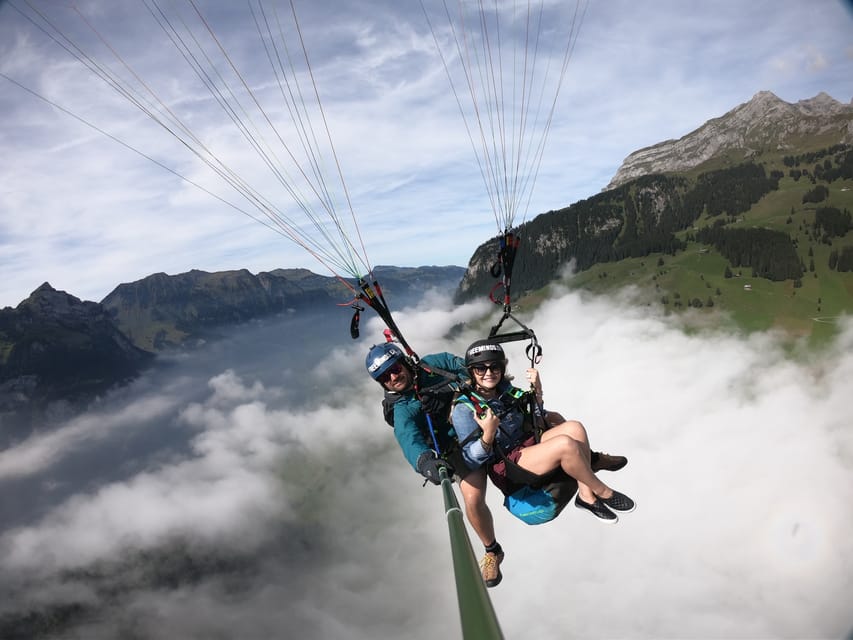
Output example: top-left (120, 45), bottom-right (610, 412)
top-left (439, 467), bottom-right (504, 640)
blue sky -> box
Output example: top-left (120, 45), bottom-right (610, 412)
top-left (1, 0), bottom-right (852, 308)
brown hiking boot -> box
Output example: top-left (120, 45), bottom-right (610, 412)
top-left (480, 550), bottom-right (504, 588)
top-left (591, 451), bottom-right (628, 472)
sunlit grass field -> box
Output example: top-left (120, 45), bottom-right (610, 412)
top-left (551, 174), bottom-right (853, 348)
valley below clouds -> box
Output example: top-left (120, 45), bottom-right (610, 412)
top-left (1, 290), bottom-right (851, 639)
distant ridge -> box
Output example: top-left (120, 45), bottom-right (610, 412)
top-left (0, 265), bottom-right (465, 437)
top-left (101, 265), bottom-right (465, 351)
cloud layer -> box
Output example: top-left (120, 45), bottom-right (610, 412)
top-left (1, 288), bottom-right (851, 639)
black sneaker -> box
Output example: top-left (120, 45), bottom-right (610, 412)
top-left (591, 451), bottom-right (628, 472)
top-left (574, 495), bottom-right (618, 523)
top-left (600, 490), bottom-right (635, 513)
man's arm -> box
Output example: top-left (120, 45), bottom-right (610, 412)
top-left (393, 400), bottom-right (431, 471)
top-left (419, 352), bottom-right (467, 383)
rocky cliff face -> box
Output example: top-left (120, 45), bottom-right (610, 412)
top-left (606, 92), bottom-right (853, 190)
top-left (0, 283), bottom-right (153, 422)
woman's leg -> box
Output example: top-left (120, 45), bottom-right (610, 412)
top-left (540, 420), bottom-right (591, 460)
top-left (516, 434), bottom-right (611, 503)
top-left (459, 468), bottom-right (496, 546)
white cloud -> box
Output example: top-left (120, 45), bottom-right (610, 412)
top-left (0, 392), bottom-right (180, 480)
top-left (1, 289), bottom-right (851, 638)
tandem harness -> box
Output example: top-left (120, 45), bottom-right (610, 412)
top-left (455, 386), bottom-right (578, 525)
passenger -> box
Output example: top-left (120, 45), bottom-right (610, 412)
top-left (451, 339), bottom-right (634, 525)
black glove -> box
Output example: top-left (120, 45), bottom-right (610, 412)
top-left (418, 390), bottom-right (444, 416)
top-left (419, 386), bottom-right (457, 417)
top-left (416, 450), bottom-right (450, 485)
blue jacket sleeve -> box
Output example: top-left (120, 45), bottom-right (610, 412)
top-left (393, 397), bottom-right (431, 472)
top-left (421, 352), bottom-right (467, 380)
top-left (392, 352), bottom-right (468, 473)
top-left (451, 402), bottom-right (492, 469)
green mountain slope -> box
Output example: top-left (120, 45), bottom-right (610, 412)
top-left (457, 144), bottom-right (853, 345)
top-left (569, 150), bottom-right (853, 344)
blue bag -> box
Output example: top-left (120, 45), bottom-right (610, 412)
top-left (503, 476), bottom-right (578, 525)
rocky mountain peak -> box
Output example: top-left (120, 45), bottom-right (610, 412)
top-left (606, 91), bottom-right (853, 190)
top-left (18, 282), bottom-right (99, 319)
top-left (796, 91), bottom-right (851, 116)
top-left (1, 283), bottom-right (153, 417)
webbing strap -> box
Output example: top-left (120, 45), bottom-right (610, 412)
top-left (354, 276), bottom-right (419, 363)
top-left (411, 362), bottom-right (465, 457)
top-left (488, 311), bottom-right (542, 366)
top-left (489, 230), bottom-right (520, 311)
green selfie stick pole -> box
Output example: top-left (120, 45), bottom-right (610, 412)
top-left (438, 466), bottom-right (504, 640)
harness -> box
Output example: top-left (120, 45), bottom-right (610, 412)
top-left (454, 383), bottom-right (559, 490)
top-left (455, 385), bottom-right (529, 435)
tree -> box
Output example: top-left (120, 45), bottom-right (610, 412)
top-left (837, 247), bottom-right (853, 272)
top-left (829, 249), bottom-right (838, 270)
top-left (802, 184), bottom-right (829, 203)
top-left (724, 266), bottom-right (733, 279)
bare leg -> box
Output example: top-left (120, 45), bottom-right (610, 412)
top-left (540, 420), bottom-right (591, 460)
top-left (516, 434), bottom-right (613, 504)
top-left (459, 469), bottom-right (496, 546)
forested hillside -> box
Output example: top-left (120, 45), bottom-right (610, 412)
top-left (456, 143), bottom-right (853, 342)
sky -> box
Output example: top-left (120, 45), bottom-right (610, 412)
top-left (1, 287), bottom-right (851, 639)
top-left (1, 0), bottom-right (853, 310)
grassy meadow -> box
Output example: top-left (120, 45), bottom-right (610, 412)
top-left (551, 172), bottom-right (853, 348)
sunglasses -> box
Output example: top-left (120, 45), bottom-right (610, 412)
top-left (471, 362), bottom-right (504, 375)
top-left (378, 362), bottom-right (405, 384)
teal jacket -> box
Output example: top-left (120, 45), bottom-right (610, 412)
top-left (391, 352), bottom-right (467, 471)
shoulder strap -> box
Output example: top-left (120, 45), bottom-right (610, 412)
top-left (381, 390), bottom-right (402, 427)
top-left (415, 361), bottom-right (462, 395)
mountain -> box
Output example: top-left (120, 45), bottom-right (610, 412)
top-left (100, 268), bottom-right (341, 351)
top-left (102, 265), bottom-right (466, 351)
top-left (606, 91), bottom-right (853, 189)
top-left (0, 284), bottom-right (153, 429)
top-left (0, 265), bottom-right (464, 439)
top-left (5, 91), bottom-right (850, 426)
top-left (455, 93), bottom-right (853, 342)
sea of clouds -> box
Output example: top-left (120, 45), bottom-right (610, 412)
top-left (1, 287), bottom-right (851, 639)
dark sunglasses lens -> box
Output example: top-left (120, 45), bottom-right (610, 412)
top-left (473, 362), bottom-right (502, 374)
top-left (379, 363), bottom-right (403, 383)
